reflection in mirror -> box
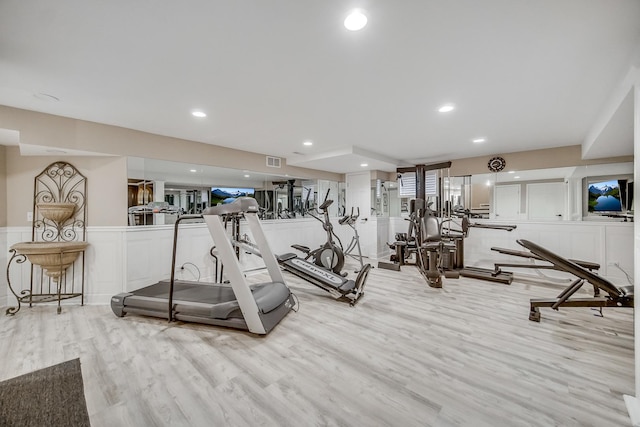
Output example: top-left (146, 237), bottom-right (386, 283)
top-left (317, 180), bottom-right (339, 217)
top-left (337, 182), bottom-right (346, 216)
top-left (370, 179), bottom-right (388, 217)
top-left (468, 162), bottom-right (633, 221)
top-left (273, 180), bottom-right (296, 219)
top-left (126, 157), bottom-right (307, 225)
top-left (443, 175), bottom-right (472, 216)
top-left (370, 180), bottom-right (402, 217)
top-left (385, 181), bottom-right (401, 216)
top-left (301, 180), bottom-right (316, 214)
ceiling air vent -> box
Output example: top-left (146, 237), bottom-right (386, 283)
top-left (266, 156), bottom-right (281, 168)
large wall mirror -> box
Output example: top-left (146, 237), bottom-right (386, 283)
top-left (127, 157), bottom-right (342, 225)
top-left (378, 161), bottom-right (633, 222)
top-left (460, 161), bottom-right (633, 221)
top-left (371, 180), bottom-right (402, 217)
top-left (128, 157), bottom-right (632, 225)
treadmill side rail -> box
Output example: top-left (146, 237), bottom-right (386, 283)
top-left (204, 213), bottom-right (267, 334)
top-left (111, 292), bottom-right (132, 317)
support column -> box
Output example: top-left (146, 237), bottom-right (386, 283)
top-left (287, 179), bottom-right (295, 214)
top-left (153, 180), bottom-right (165, 225)
top-left (624, 74), bottom-right (640, 427)
top-left (415, 164), bottom-right (426, 201)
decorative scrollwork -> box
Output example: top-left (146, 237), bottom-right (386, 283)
top-left (6, 249), bottom-right (28, 316)
top-left (61, 227), bottom-right (79, 242)
top-left (32, 162), bottom-right (87, 244)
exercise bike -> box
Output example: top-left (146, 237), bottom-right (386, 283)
top-left (291, 190), bottom-right (345, 275)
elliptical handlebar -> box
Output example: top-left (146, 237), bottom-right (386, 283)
top-left (319, 198), bottom-right (334, 211)
top-left (339, 207), bottom-right (361, 225)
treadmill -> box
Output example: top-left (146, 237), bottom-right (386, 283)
top-left (111, 198), bottom-right (295, 335)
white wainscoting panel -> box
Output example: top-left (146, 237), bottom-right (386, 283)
top-left (604, 223), bottom-right (635, 282)
top-left (3, 219), bottom-right (632, 309)
top-left (375, 217), bottom-right (390, 259)
top-left (463, 220), bottom-right (633, 281)
top-left (84, 226), bottom-right (126, 304)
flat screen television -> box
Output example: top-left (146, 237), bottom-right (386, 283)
top-left (587, 179), bottom-right (623, 213)
top-left (584, 175), bottom-right (634, 219)
top-left (211, 187), bottom-right (255, 205)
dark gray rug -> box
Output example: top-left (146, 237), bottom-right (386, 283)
top-left (0, 358), bottom-right (91, 426)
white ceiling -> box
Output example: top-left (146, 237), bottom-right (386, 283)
top-left (0, 0), bottom-right (639, 173)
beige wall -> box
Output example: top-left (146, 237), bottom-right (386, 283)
top-left (470, 183), bottom-right (490, 209)
top-left (376, 145), bottom-right (633, 181)
top-left (0, 105), bottom-right (343, 227)
top-left (450, 145), bottom-right (633, 176)
top-left (5, 147), bottom-right (127, 226)
top-left (0, 145), bottom-right (6, 227)
top-left (0, 105), bottom-right (342, 181)
top-left (0, 106), bottom-right (634, 227)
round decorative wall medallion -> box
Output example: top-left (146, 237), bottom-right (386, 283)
top-left (487, 156), bottom-right (506, 172)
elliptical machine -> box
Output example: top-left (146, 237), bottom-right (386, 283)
top-left (291, 189), bottom-right (345, 275)
top-left (339, 207), bottom-right (365, 273)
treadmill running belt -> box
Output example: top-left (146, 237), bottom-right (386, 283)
top-left (134, 280), bottom-right (237, 304)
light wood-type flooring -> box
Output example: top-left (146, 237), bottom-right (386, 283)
top-left (0, 261), bottom-right (634, 427)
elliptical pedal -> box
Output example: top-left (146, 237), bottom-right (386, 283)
top-left (348, 263), bottom-right (371, 306)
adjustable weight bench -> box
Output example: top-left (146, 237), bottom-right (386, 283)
top-left (491, 246), bottom-right (601, 272)
top-left (491, 246), bottom-right (601, 294)
top-left (516, 239), bottom-right (633, 322)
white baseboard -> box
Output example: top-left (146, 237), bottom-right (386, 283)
top-left (625, 395), bottom-right (640, 426)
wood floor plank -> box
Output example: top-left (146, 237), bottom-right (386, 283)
top-left (0, 259), bottom-right (633, 426)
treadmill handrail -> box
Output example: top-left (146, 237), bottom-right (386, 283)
top-left (516, 239), bottom-right (624, 299)
top-left (168, 214), bottom-right (204, 321)
top-left (203, 205), bottom-right (287, 334)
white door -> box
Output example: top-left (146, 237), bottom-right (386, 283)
top-left (346, 171), bottom-right (373, 257)
top-left (494, 184), bottom-right (520, 220)
top-left (346, 172), bottom-right (371, 219)
top-left (527, 182), bottom-right (565, 220)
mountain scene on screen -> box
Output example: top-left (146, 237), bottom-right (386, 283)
top-left (588, 180), bottom-right (622, 212)
top-left (211, 188), bottom-right (254, 205)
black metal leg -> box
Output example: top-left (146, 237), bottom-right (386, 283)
top-left (5, 250), bottom-right (28, 316)
top-left (529, 306), bottom-right (541, 322)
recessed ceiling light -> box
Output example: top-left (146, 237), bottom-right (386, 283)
top-left (191, 111), bottom-right (206, 118)
top-left (472, 138), bottom-right (486, 143)
top-left (190, 169), bottom-right (197, 173)
top-left (360, 163), bottom-right (368, 167)
top-left (244, 174), bottom-right (250, 178)
top-left (508, 171), bottom-right (515, 174)
top-left (514, 176), bottom-right (520, 179)
top-left (303, 141), bottom-right (313, 146)
top-left (438, 104), bottom-right (455, 113)
top-left (344, 9), bottom-right (367, 31)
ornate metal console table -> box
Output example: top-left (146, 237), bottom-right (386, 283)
top-left (6, 161), bottom-right (88, 315)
